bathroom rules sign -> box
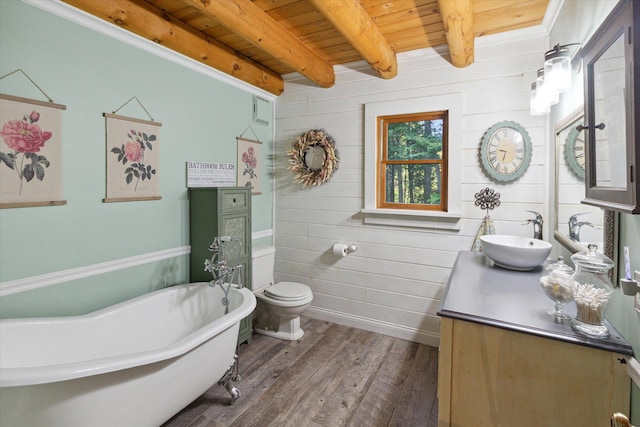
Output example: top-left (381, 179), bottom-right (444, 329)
top-left (186, 161), bottom-right (235, 187)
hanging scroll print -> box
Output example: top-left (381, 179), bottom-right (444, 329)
top-left (237, 136), bottom-right (262, 195)
top-left (104, 113), bottom-right (161, 202)
top-left (0, 94), bottom-right (67, 208)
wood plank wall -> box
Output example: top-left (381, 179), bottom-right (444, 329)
top-left (273, 29), bottom-right (549, 346)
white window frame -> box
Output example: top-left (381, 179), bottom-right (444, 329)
top-left (362, 93), bottom-right (462, 230)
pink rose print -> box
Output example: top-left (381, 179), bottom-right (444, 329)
top-left (241, 146), bottom-right (258, 189)
top-left (124, 141), bottom-right (144, 162)
top-left (111, 129), bottom-right (156, 191)
top-left (0, 110), bottom-right (53, 196)
top-left (242, 147), bottom-right (257, 169)
top-left (1, 119), bottom-right (52, 153)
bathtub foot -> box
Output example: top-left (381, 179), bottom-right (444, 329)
top-left (225, 382), bottom-right (241, 401)
top-left (218, 353), bottom-right (242, 403)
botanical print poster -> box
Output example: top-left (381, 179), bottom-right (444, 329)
top-left (0, 94), bottom-right (66, 208)
top-left (237, 137), bottom-right (262, 195)
top-left (104, 113), bottom-right (161, 202)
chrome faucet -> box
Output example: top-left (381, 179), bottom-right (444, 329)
top-left (204, 236), bottom-right (244, 314)
top-left (568, 213), bottom-right (594, 242)
top-left (206, 239), bottom-right (244, 403)
top-left (525, 210), bottom-right (543, 240)
top-left (205, 236), bottom-right (243, 287)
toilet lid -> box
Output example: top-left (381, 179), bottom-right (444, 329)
top-left (265, 282), bottom-right (311, 301)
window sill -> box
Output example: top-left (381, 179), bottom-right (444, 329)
top-left (360, 208), bottom-right (461, 230)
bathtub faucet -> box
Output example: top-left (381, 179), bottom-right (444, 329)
top-left (204, 261), bottom-right (244, 289)
top-left (204, 236), bottom-right (245, 313)
top-left (205, 235), bottom-right (244, 286)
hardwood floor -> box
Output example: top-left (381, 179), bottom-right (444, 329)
top-left (162, 317), bottom-right (439, 427)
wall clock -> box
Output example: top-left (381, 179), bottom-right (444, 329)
top-left (480, 120), bottom-right (532, 182)
top-left (564, 125), bottom-right (585, 179)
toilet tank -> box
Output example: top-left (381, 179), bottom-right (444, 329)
top-left (252, 246), bottom-right (276, 292)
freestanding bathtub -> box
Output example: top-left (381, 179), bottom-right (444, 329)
top-left (0, 282), bottom-right (256, 427)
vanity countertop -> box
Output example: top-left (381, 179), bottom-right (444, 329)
top-left (438, 250), bottom-right (633, 355)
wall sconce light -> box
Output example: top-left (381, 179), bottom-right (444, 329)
top-left (544, 44), bottom-right (573, 93)
top-left (529, 82), bottom-right (551, 116)
top-left (537, 68), bottom-right (559, 105)
top-left (530, 43), bottom-right (581, 115)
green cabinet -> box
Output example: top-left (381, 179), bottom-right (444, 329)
top-left (189, 187), bottom-right (253, 345)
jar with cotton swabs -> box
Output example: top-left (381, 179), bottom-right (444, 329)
top-left (569, 244), bottom-right (614, 338)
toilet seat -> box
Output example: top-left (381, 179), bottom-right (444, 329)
top-left (264, 282), bottom-right (311, 301)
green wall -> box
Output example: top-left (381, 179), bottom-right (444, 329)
top-left (609, 214), bottom-right (640, 421)
top-left (0, 1), bottom-right (273, 316)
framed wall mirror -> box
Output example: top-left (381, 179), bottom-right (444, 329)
top-left (581, 0), bottom-right (640, 214)
top-left (553, 108), bottom-right (617, 267)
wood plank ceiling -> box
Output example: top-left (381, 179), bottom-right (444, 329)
top-left (62, 0), bottom-right (550, 96)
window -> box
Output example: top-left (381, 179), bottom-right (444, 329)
top-left (363, 94), bottom-right (462, 230)
top-left (377, 111), bottom-right (448, 211)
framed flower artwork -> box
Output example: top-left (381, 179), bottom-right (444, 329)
top-left (237, 137), bottom-right (262, 195)
top-left (104, 113), bottom-right (161, 202)
top-left (0, 94), bottom-right (67, 208)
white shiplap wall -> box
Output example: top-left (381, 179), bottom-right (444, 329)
top-left (274, 28), bottom-right (550, 347)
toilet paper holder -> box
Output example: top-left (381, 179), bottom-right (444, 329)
top-left (332, 243), bottom-right (358, 256)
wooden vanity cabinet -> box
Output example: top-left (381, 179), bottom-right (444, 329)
top-left (437, 251), bottom-right (633, 426)
top-left (189, 187), bottom-right (253, 345)
top-left (437, 317), bottom-right (630, 427)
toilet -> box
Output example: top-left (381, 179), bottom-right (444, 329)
top-left (252, 246), bottom-right (313, 340)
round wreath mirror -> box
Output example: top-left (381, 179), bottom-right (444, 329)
top-left (304, 145), bottom-right (326, 171)
top-left (288, 129), bottom-right (339, 188)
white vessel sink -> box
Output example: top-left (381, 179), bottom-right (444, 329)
top-left (479, 235), bottom-right (552, 271)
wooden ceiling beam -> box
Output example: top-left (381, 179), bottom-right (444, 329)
top-left (437, 0), bottom-right (474, 67)
top-left (61, 0), bottom-right (284, 95)
top-left (309, 0), bottom-right (397, 79)
top-left (182, 0), bottom-right (335, 88)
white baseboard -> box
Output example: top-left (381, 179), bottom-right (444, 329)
top-left (305, 306), bottom-right (440, 348)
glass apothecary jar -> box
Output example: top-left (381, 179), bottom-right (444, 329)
top-left (540, 257), bottom-right (574, 319)
top-left (570, 245), bottom-right (614, 338)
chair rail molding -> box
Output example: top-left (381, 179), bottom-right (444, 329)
top-left (0, 246), bottom-right (191, 297)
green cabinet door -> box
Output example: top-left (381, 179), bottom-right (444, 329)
top-left (189, 187), bottom-right (253, 344)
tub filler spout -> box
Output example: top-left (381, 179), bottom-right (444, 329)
top-left (205, 236), bottom-right (246, 315)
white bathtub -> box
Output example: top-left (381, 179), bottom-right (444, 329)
top-left (0, 282), bottom-right (256, 427)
